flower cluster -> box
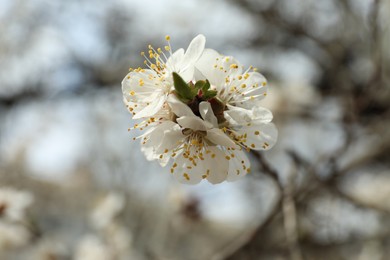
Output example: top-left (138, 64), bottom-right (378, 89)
top-left (122, 35), bottom-right (277, 184)
top-left (0, 187), bottom-right (34, 249)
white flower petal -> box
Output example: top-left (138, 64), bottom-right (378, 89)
top-left (229, 72), bottom-right (267, 108)
top-left (206, 128), bottom-right (238, 148)
top-left (237, 123), bottom-right (278, 151)
top-left (204, 146), bottom-right (229, 184)
top-left (142, 121), bottom-right (177, 144)
top-left (177, 116), bottom-right (207, 131)
top-left (178, 65), bottom-right (195, 83)
top-left (199, 101), bottom-right (218, 127)
top-left (155, 125), bottom-right (185, 154)
top-left (122, 70), bottom-right (160, 101)
top-left (193, 67), bottom-right (207, 81)
top-left (140, 121), bottom-right (178, 160)
top-left (158, 153), bottom-right (171, 167)
top-left (224, 105), bottom-right (273, 126)
top-left (196, 49), bottom-right (243, 88)
top-left (252, 106), bottom-right (273, 123)
top-left (227, 149), bottom-right (250, 182)
top-left (224, 106), bottom-right (253, 126)
top-left (195, 48), bottom-right (222, 85)
top-left (165, 48), bottom-right (185, 71)
top-left (132, 94), bottom-right (166, 119)
top-left (172, 151), bottom-right (203, 184)
top-left (180, 34), bottom-right (206, 70)
top-left (167, 94), bottom-right (195, 117)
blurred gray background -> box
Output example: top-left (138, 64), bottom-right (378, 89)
top-left (0, 0), bottom-right (389, 259)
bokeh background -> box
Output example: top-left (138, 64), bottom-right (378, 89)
top-left (0, 0), bottom-right (389, 259)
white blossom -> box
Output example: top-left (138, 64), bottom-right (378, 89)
top-left (195, 48), bottom-right (278, 151)
top-left (0, 221), bottom-right (31, 250)
top-left (122, 35), bottom-right (206, 119)
top-left (91, 193), bottom-right (125, 230)
top-left (195, 48), bottom-right (267, 109)
top-left (140, 94), bottom-right (250, 184)
top-left (122, 35), bottom-right (278, 184)
top-left (0, 187), bottom-right (33, 222)
top-left (74, 235), bottom-right (112, 260)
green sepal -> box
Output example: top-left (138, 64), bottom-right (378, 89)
top-left (202, 80), bottom-right (211, 92)
top-left (172, 72), bottom-right (195, 100)
top-left (202, 80), bottom-right (217, 99)
top-left (203, 90), bottom-right (217, 99)
top-left (194, 80), bottom-right (206, 90)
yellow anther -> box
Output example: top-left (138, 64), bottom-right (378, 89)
top-left (165, 35), bottom-right (171, 41)
top-left (191, 140), bottom-right (199, 145)
top-left (230, 64), bottom-right (238, 69)
top-left (254, 131), bottom-right (260, 135)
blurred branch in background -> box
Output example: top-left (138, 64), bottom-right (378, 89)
top-left (0, 0), bottom-right (389, 259)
